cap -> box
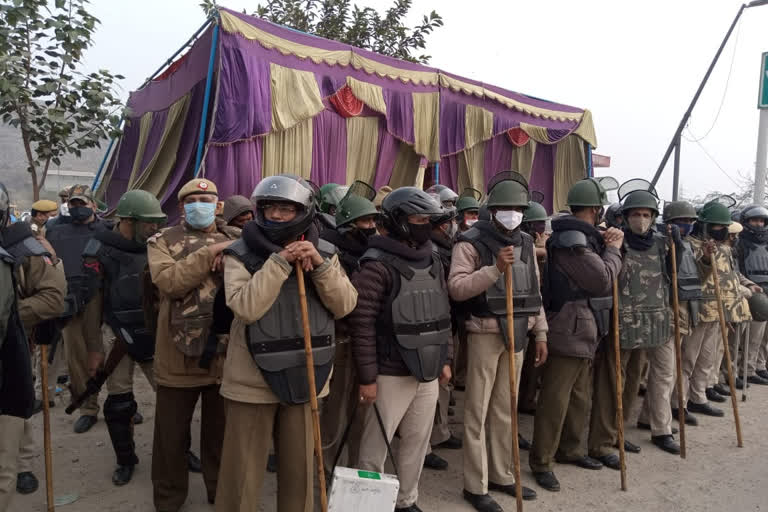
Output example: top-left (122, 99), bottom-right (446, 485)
top-left (67, 184), bottom-right (94, 202)
top-left (31, 199), bottom-right (58, 213)
top-left (374, 186), bottom-right (393, 208)
top-left (729, 221), bottom-right (743, 234)
top-left (178, 178), bottom-right (218, 201)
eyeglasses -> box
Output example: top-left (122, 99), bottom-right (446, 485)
top-left (261, 204), bottom-right (297, 215)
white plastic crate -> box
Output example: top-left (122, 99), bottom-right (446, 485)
top-left (328, 466), bottom-right (399, 512)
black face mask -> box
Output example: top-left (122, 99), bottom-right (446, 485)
top-left (69, 206), bottom-right (93, 222)
top-left (408, 222), bottom-right (432, 245)
top-left (709, 228), bottom-right (728, 242)
top-left (361, 227), bottom-right (377, 238)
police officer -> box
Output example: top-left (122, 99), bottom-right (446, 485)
top-left (80, 190), bottom-right (166, 486)
top-left (28, 200), bottom-right (58, 239)
top-left (456, 189), bottom-right (481, 234)
top-left (636, 201), bottom-right (700, 454)
top-left (220, 195), bottom-right (254, 230)
top-left (46, 184), bottom-right (111, 433)
top-left (672, 201), bottom-right (753, 424)
top-left (736, 205), bottom-right (768, 385)
top-left (449, 172), bottom-right (546, 511)
top-left (529, 179), bottom-right (622, 491)
top-left (319, 183), bottom-right (348, 217)
top-left (148, 178), bottom-right (240, 511)
top-left (350, 187), bottom-right (452, 512)
top-left (426, 184), bottom-right (459, 209)
top-left (217, 175), bottom-right (357, 511)
top-left (604, 202), bottom-right (624, 229)
top-left (588, 188), bottom-right (671, 468)
top-left (319, 188), bottom-right (378, 473)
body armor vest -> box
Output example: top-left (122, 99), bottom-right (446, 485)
top-left (546, 229), bottom-right (613, 338)
top-left (677, 238), bottom-right (702, 326)
top-left (741, 240), bottom-right (768, 288)
top-left (361, 247), bottom-right (451, 382)
top-left (47, 220), bottom-right (108, 317)
top-left (2, 223), bottom-right (50, 266)
top-left (458, 228), bottom-right (541, 352)
top-left (83, 234), bottom-right (154, 362)
top-left (226, 238), bottom-right (336, 405)
top-left (618, 236), bottom-right (671, 350)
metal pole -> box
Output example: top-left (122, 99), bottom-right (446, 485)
top-left (672, 136), bottom-right (681, 201)
top-left (649, 3), bottom-right (747, 191)
top-left (91, 130), bottom-right (119, 190)
top-left (194, 22), bottom-right (220, 178)
top-left (754, 110), bottom-right (768, 205)
top-left (586, 143), bottom-right (594, 178)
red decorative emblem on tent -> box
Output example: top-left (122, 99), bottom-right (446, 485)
top-left (198, 181), bottom-right (209, 190)
top-left (506, 127), bottom-right (530, 147)
top-left (330, 85), bottom-right (364, 118)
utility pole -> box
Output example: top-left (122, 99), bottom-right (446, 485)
top-left (754, 52), bottom-right (768, 205)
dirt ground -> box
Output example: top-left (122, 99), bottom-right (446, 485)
top-left (7, 372), bottom-right (768, 512)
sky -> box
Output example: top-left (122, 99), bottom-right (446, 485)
top-left (82, 0), bottom-right (768, 201)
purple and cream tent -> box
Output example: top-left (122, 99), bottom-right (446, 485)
top-left (94, 7), bottom-right (597, 216)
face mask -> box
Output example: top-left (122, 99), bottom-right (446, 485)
top-left (59, 203), bottom-right (69, 216)
top-left (628, 216), bottom-right (652, 235)
top-left (531, 222), bottom-right (546, 235)
top-left (184, 202), bottom-right (216, 229)
top-left (464, 218), bottom-right (478, 228)
top-left (494, 210), bottom-right (523, 232)
top-left (69, 206), bottom-right (93, 222)
top-left (674, 222), bottom-right (693, 237)
top-left (408, 222), bottom-right (432, 245)
top-left (710, 228), bottom-right (728, 242)
top-left (361, 227), bottom-right (377, 238)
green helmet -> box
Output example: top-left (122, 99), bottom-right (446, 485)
top-left (115, 190), bottom-right (166, 223)
top-left (336, 194), bottom-right (378, 228)
top-left (566, 179), bottom-right (608, 207)
top-left (697, 201), bottom-right (732, 225)
top-left (621, 190), bottom-right (659, 215)
top-left (662, 200), bottom-right (697, 222)
top-left (456, 195), bottom-right (480, 213)
top-left (749, 292), bottom-right (768, 321)
top-left (522, 201), bottom-right (548, 222)
top-left (320, 185), bottom-right (348, 214)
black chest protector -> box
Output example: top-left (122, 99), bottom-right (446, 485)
top-left (47, 220), bottom-right (108, 316)
top-left (740, 239), bottom-right (768, 288)
top-left (2, 223), bottom-right (50, 267)
top-left (545, 229), bottom-right (613, 338)
top-left (361, 247), bottom-right (451, 382)
top-left (457, 228), bottom-right (542, 352)
top-left (226, 238), bottom-right (336, 405)
top-left (83, 234), bottom-right (154, 362)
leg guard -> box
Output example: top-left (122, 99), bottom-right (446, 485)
top-left (104, 392), bottom-right (139, 467)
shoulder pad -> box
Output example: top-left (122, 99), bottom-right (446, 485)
top-left (457, 228), bottom-right (481, 243)
top-left (21, 237), bottom-right (50, 258)
top-left (360, 247), bottom-right (386, 264)
top-left (317, 238), bottom-right (337, 258)
top-left (223, 238), bottom-right (249, 258)
top-left (551, 230), bottom-right (589, 249)
top-left (319, 213), bottom-right (336, 229)
top-left (0, 246), bottom-right (15, 265)
top-left (82, 238), bottom-right (103, 258)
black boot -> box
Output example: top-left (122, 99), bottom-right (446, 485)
top-left (518, 434), bottom-right (531, 451)
top-left (104, 392), bottom-right (139, 478)
top-left (756, 369), bottom-right (768, 380)
top-left (463, 490), bottom-right (503, 512)
top-left (266, 453), bottom-right (277, 473)
top-left (713, 383), bottom-right (731, 396)
top-left (112, 465), bottom-right (135, 486)
top-left (706, 387), bottom-right (727, 403)
top-left (687, 400), bottom-right (724, 417)
top-left (651, 435), bottom-right (680, 455)
top-left (424, 452), bottom-right (448, 470)
top-left (671, 407), bottom-right (698, 426)
top-left (533, 471), bottom-right (560, 491)
top-left (16, 472), bottom-right (38, 494)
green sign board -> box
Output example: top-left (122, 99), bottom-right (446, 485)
top-left (760, 52), bottom-right (768, 109)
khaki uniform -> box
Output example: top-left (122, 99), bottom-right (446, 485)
top-left (448, 241), bottom-right (547, 494)
top-left (215, 251), bottom-right (357, 511)
top-left (148, 221), bottom-right (239, 511)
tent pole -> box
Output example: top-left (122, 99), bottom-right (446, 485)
top-left (91, 119), bottom-right (123, 190)
top-left (194, 22), bottom-right (219, 178)
top-left (140, 17), bottom-right (213, 89)
top-left (586, 143), bottom-right (593, 178)
top-left (434, 162), bottom-right (440, 185)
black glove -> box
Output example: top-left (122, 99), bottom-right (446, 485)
top-left (33, 319), bottom-right (62, 346)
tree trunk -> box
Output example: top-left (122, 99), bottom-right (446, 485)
top-left (20, 128), bottom-right (40, 201)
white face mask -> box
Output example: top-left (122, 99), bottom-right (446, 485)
top-left (495, 210), bottom-right (524, 231)
top-left (59, 203), bottom-right (69, 216)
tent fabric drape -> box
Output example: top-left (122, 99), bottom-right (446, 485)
top-left (552, 135), bottom-right (587, 214)
top-left (412, 92), bottom-right (440, 162)
top-left (262, 117), bottom-right (313, 179)
top-left (204, 137), bottom-right (264, 202)
top-left (127, 112), bottom-right (154, 189)
top-left (270, 63), bottom-right (325, 132)
top-left (388, 142), bottom-right (423, 189)
top-left (311, 108), bottom-right (348, 185)
top-left (346, 116), bottom-right (380, 186)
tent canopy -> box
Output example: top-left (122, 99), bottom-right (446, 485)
top-left (97, 7), bottom-right (597, 216)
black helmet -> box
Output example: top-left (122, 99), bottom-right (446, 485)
top-left (251, 175), bottom-right (316, 244)
top-left (740, 204), bottom-right (768, 225)
top-left (382, 187), bottom-right (442, 239)
top-left (604, 202), bottom-right (623, 228)
top-left (426, 184), bottom-right (459, 207)
top-left (0, 183), bottom-right (9, 229)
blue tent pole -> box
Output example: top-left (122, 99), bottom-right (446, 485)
top-left (91, 119), bottom-right (124, 189)
top-left (586, 144), bottom-right (593, 178)
top-left (193, 22), bottom-right (219, 178)
top-left (434, 162), bottom-right (440, 184)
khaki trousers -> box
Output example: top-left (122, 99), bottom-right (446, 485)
top-left (746, 321), bottom-right (767, 377)
top-left (708, 324), bottom-right (727, 388)
top-left (587, 345), bottom-right (645, 457)
top-left (518, 334), bottom-right (541, 412)
top-left (358, 375), bottom-right (438, 508)
top-left (216, 400), bottom-right (313, 512)
top-left (321, 342), bottom-right (363, 473)
top-left (0, 415), bottom-right (24, 512)
top-left (529, 355), bottom-right (591, 473)
top-left (429, 380), bottom-right (452, 447)
top-left (152, 385), bottom-right (225, 512)
top-left (62, 314), bottom-right (102, 416)
top-left (757, 325), bottom-right (768, 370)
top-left (676, 322), bottom-right (719, 407)
top-left (718, 322), bottom-right (746, 384)
top-left (637, 337), bottom-right (675, 436)
top-left (33, 342), bottom-right (66, 401)
top-left (103, 333), bottom-right (156, 395)
top-left (462, 332), bottom-right (523, 495)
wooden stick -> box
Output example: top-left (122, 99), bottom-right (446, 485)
top-left (742, 322), bottom-right (748, 403)
top-left (505, 265), bottom-right (523, 512)
top-left (611, 278), bottom-right (627, 491)
top-left (710, 262), bottom-right (743, 447)
top-left (40, 345), bottom-right (55, 512)
top-left (667, 227), bottom-right (687, 458)
top-left (295, 262), bottom-right (328, 512)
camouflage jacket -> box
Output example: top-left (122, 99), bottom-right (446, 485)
top-left (617, 235), bottom-right (671, 350)
top-left (690, 237), bottom-right (752, 324)
top-left (148, 219), bottom-right (240, 388)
